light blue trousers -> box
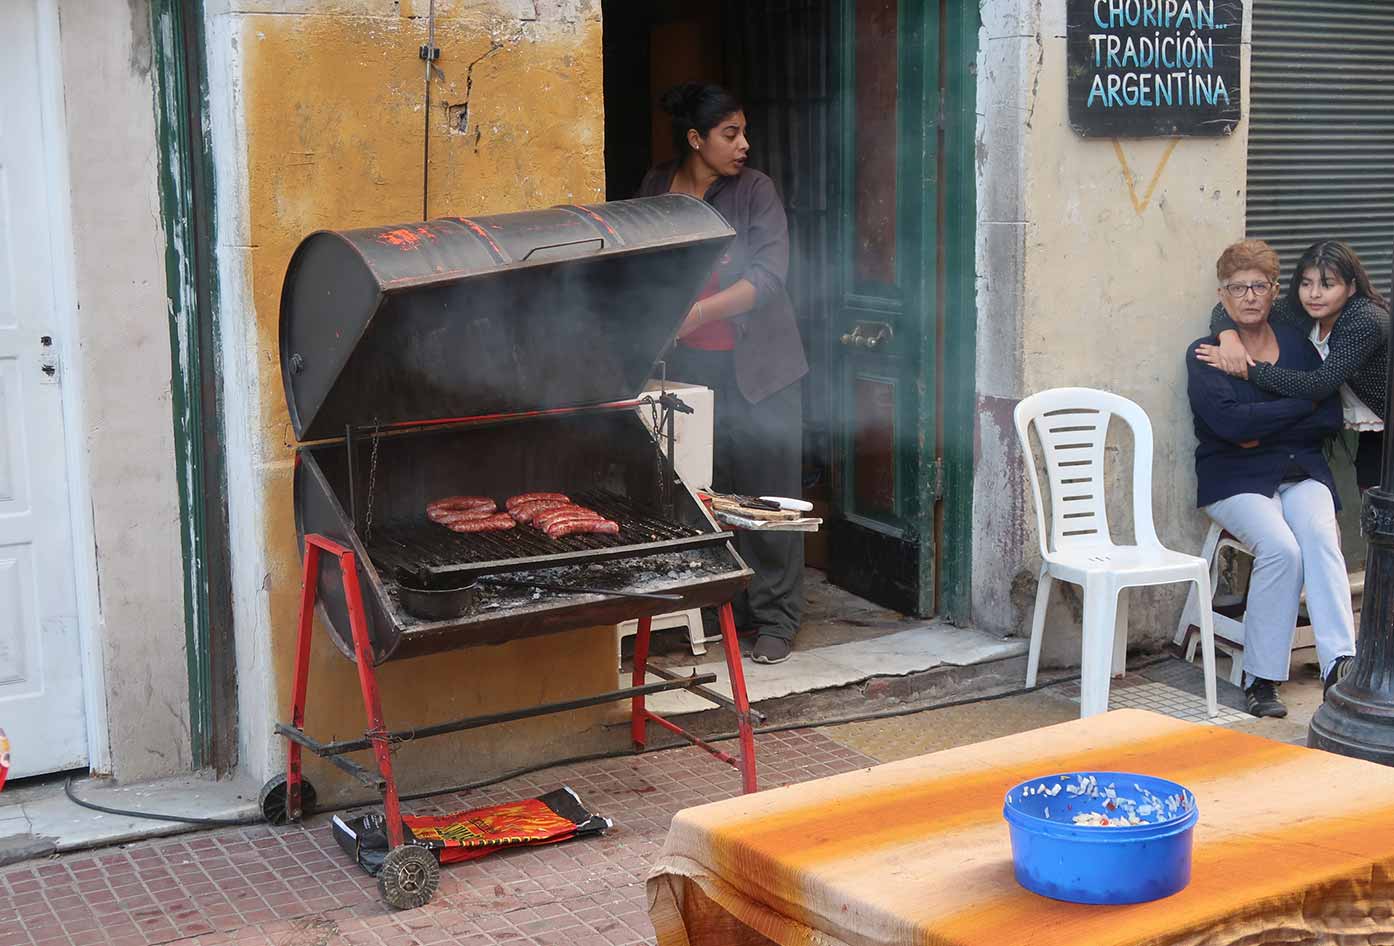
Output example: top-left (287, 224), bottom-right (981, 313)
top-left (1204, 479), bottom-right (1357, 684)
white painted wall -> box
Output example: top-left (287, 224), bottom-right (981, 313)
top-left (201, 3), bottom-right (278, 786)
top-left (56, 0), bottom-right (191, 779)
top-left (973, 0), bottom-right (1253, 656)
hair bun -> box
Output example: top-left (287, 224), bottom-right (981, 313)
top-left (659, 81), bottom-right (702, 118)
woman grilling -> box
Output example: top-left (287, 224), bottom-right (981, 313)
top-left (639, 81), bottom-right (808, 665)
top-left (1186, 239), bottom-right (1356, 719)
top-left (1196, 240), bottom-right (1391, 491)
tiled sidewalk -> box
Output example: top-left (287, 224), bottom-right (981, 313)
top-left (1, 655), bottom-right (1263, 946)
top-left (0, 731), bottom-right (874, 946)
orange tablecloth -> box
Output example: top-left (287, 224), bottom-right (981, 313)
top-left (647, 709), bottom-right (1394, 946)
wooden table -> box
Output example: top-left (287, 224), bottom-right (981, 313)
top-left (647, 709), bottom-right (1394, 945)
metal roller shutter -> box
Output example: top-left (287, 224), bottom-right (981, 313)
top-left (1246, 0), bottom-right (1394, 295)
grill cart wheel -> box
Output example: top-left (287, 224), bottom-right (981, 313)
top-left (258, 774), bottom-right (318, 825)
top-left (378, 844), bottom-right (440, 910)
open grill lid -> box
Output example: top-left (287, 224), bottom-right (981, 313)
top-left (279, 195), bottom-right (735, 442)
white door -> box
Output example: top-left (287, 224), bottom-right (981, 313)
top-left (0, 0), bottom-right (89, 777)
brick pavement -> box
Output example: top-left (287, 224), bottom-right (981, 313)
top-left (0, 730), bottom-right (874, 946)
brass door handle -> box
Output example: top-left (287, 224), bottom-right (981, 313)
top-left (840, 322), bottom-right (893, 351)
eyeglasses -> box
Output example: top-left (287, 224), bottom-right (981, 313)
top-left (1222, 282), bottom-right (1275, 299)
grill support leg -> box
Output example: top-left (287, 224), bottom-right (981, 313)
top-left (718, 602), bottom-right (758, 795)
top-left (285, 542), bottom-right (321, 821)
top-left (341, 552), bottom-right (406, 849)
top-left (630, 616), bottom-right (652, 751)
top-left (630, 602), bottom-right (758, 794)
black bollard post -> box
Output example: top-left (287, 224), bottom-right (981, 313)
top-left (1309, 247), bottom-right (1394, 762)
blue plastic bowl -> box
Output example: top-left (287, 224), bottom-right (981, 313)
top-left (1002, 771), bottom-right (1198, 905)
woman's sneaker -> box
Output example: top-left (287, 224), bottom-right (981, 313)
top-left (1324, 655), bottom-right (1355, 698)
top-left (1244, 678), bottom-right (1287, 718)
top-left (751, 635), bottom-right (793, 665)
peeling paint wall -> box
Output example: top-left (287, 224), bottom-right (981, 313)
top-left (975, 0), bottom-right (1253, 654)
top-left (203, 0), bottom-right (613, 801)
top-left (56, 0), bottom-right (192, 779)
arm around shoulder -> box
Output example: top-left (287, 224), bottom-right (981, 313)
top-left (1187, 341), bottom-right (1314, 443)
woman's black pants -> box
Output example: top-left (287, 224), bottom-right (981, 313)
top-left (666, 345), bottom-right (804, 642)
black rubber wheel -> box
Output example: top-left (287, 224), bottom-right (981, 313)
top-left (258, 774), bottom-right (318, 826)
top-left (378, 845), bottom-right (440, 910)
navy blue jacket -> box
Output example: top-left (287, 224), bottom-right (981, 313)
top-left (1187, 324), bottom-right (1343, 509)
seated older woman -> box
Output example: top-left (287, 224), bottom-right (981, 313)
top-left (1186, 239), bottom-right (1356, 718)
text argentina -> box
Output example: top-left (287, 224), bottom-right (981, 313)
top-left (1087, 69), bottom-right (1231, 108)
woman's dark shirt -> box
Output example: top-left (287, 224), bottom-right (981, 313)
top-left (1187, 323), bottom-right (1343, 509)
top-left (639, 161), bottom-right (808, 403)
top-left (1209, 294), bottom-right (1389, 419)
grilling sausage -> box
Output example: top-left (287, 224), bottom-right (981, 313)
top-left (537, 510), bottom-right (603, 529)
top-left (546, 518), bottom-right (620, 538)
top-left (509, 499), bottom-right (570, 523)
top-left (533, 506), bottom-right (602, 529)
top-left (446, 513), bottom-right (516, 532)
top-left (530, 504), bottom-right (594, 524)
top-left (505, 492), bottom-right (570, 511)
top-left (436, 507), bottom-right (495, 525)
top-left (428, 505), bottom-right (495, 524)
top-left (538, 512), bottom-right (607, 534)
top-left (427, 495), bottom-right (496, 515)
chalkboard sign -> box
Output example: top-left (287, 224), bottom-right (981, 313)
top-left (1067, 0), bottom-right (1242, 137)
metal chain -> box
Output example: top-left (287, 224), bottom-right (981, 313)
top-left (364, 417), bottom-right (383, 541)
top-left (650, 360), bottom-right (667, 444)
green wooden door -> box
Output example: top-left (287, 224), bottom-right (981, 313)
top-left (827, 0), bottom-right (940, 615)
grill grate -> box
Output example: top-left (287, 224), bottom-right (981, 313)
top-left (367, 489), bottom-right (721, 580)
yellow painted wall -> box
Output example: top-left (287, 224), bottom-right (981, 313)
top-left (238, 0), bottom-right (614, 803)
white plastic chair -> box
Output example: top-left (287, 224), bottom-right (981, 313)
top-left (1015, 388), bottom-right (1218, 718)
top-left (1174, 520), bottom-right (1345, 685)
top-left (617, 609), bottom-right (707, 657)
top-left (1173, 521), bottom-right (1250, 686)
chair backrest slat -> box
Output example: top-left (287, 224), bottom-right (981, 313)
top-left (1013, 388), bottom-right (1160, 558)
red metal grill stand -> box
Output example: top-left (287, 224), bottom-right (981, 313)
top-left (263, 533), bottom-right (760, 909)
top-left (630, 608), bottom-right (758, 793)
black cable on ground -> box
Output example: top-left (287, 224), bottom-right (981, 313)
top-left (62, 776), bottom-right (263, 828)
top-left (64, 652), bottom-right (1185, 822)
top-left (401, 652), bottom-right (1185, 800)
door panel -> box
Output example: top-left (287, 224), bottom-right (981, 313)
top-left (827, 0), bottom-right (938, 615)
top-left (0, 0), bottom-right (88, 777)
top-left (852, 0), bottom-right (898, 288)
top-left (851, 374), bottom-right (897, 515)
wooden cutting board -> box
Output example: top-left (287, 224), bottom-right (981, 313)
top-left (709, 498), bottom-right (800, 522)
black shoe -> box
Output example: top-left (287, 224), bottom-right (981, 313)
top-left (1244, 678), bottom-right (1288, 719)
top-left (751, 635), bottom-right (793, 665)
top-left (1324, 655), bottom-right (1355, 698)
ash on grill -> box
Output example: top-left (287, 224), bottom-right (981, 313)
top-left (387, 551), bottom-right (730, 622)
